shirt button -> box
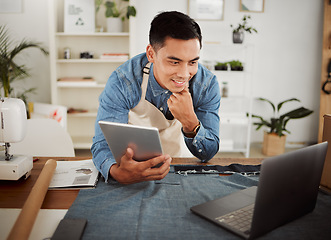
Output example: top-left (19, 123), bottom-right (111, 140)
top-left (160, 107), bottom-right (163, 111)
top-left (198, 149), bottom-right (202, 153)
top-left (165, 91), bottom-right (168, 94)
top-left (194, 140), bottom-right (197, 143)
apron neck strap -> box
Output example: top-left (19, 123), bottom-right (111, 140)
top-left (141, 62), bottom-right (152, 98)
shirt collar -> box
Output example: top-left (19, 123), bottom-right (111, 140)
top-left (148, 65), bottom-right (171, 97)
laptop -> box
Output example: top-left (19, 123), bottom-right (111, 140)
top-left (191, 142), bottom-right (328, 239)
top-left (98, 121), bottom-right (163, 165)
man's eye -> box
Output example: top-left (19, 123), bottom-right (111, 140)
top-left (190, 61), bottom-right (197, 65)
top-left (170, 61), bottom-right (179, 65)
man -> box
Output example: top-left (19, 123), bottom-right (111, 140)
top-left (92, 11), bottom-right (220, 184)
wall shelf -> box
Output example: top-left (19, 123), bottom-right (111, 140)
top-left (203, 44), bottom-right (254, 157)
top-left (56, 32), bottom-right (130, 37)
top-left (49, 0), bottom-right (133, 149)
top-left (57, 83), bottom-right (106, 88)
top-left (56, 59), bottom-right (127, 63)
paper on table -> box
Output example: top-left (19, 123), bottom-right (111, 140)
top-left (49, 159), bottom-right (99, 189)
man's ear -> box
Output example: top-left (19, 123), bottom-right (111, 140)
top-left (146, 44), bottom-right (155, 62)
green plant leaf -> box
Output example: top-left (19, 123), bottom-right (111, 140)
top-left (105, 1), bottom-right (120, 17)
top-left (95, 0), bottom-right (103, 12)
top-left (104, 0), bottom-right (136, 19)
top-left (105, 1), bottom-right (115, 8)
top-left (105, 5), bottom-right (115, 17)
top-left (253, 123), bottom-right (264, 131)
top-left (277, 98), bottom-right (300, 112)
top-left (257, 97), bottom-right (276, 113)
top-left (231, 15), bottom-right (257, 34)
top-left (251, 114), bottom-right (264, 121)
top-left (216, 62), bottom-right (228, 66)
top-left (228, 60), bottom-right (243, 67)
top-left (280, 107), bottom-right (314, 119)
top-left (126, 6), bottom-right (136, 19)
top-left (252, 114), bottom-right (271, 129)
top-left (9, 64), bottom-right (29, 82)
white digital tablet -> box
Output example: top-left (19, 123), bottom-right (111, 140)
top-left (98, 121), bottom-right (163, 165)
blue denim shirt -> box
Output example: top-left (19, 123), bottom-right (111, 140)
top-left (91, 53), bottom-right (221, 180)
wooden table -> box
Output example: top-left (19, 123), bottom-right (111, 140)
top-left (0, 157), bottom-right (263, 210)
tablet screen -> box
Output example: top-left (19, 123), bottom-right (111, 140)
top-left (98, 121), bottom-right (163, 164)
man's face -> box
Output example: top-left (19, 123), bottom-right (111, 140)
top-left (146, 37), bottom-right (200, 93)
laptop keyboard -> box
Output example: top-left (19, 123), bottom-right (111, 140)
top-left (215, 204), bottom-right (254, 235)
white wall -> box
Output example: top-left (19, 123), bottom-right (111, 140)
top-left (0, 0), bottom-right (324, 145)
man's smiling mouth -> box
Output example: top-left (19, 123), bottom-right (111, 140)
top-left (173, 79), bottom-right (185, 84)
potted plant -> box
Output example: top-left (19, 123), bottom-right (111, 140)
top-left (96, 0), bottom-right (136, 32)
top-left (230, 15), bottom-right (257, 44)
top-left (0, 25), bottom-right (48, 116)
top-left (215, 62), bottom-right (228, 71)
top-left (228, 60), bottom-right (244, 71)
top-left (251, 97), bottom-right (313, 156)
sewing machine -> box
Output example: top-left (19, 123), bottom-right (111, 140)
top-left (0, 98), bottom-right (33, 180)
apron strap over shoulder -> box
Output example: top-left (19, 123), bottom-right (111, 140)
top-left (141, 62), bottom-right (152, 99)
top-left (143, 63), bottom-right (151, 74)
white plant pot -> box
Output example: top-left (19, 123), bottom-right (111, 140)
top-left (106, 18), bottom-right (123, 32)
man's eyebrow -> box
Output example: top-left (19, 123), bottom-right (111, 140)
top-left (167, 56), bottom-right (200, 62)
top-left (190, 57), bottom-right (200, 61)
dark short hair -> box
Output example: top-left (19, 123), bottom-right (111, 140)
top-left (149, 11), bottom-right (202, 51)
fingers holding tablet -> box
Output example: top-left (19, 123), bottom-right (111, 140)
top-left (110, 148), bottom-right (172, 184)
top-left (99, 121), bottom-right (173, 184)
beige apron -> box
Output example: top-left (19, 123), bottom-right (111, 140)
top-left (128, 63), bottom-right (192, 157)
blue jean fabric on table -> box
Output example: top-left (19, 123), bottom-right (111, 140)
top-left (64, 167), bottom-right (331, 240)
